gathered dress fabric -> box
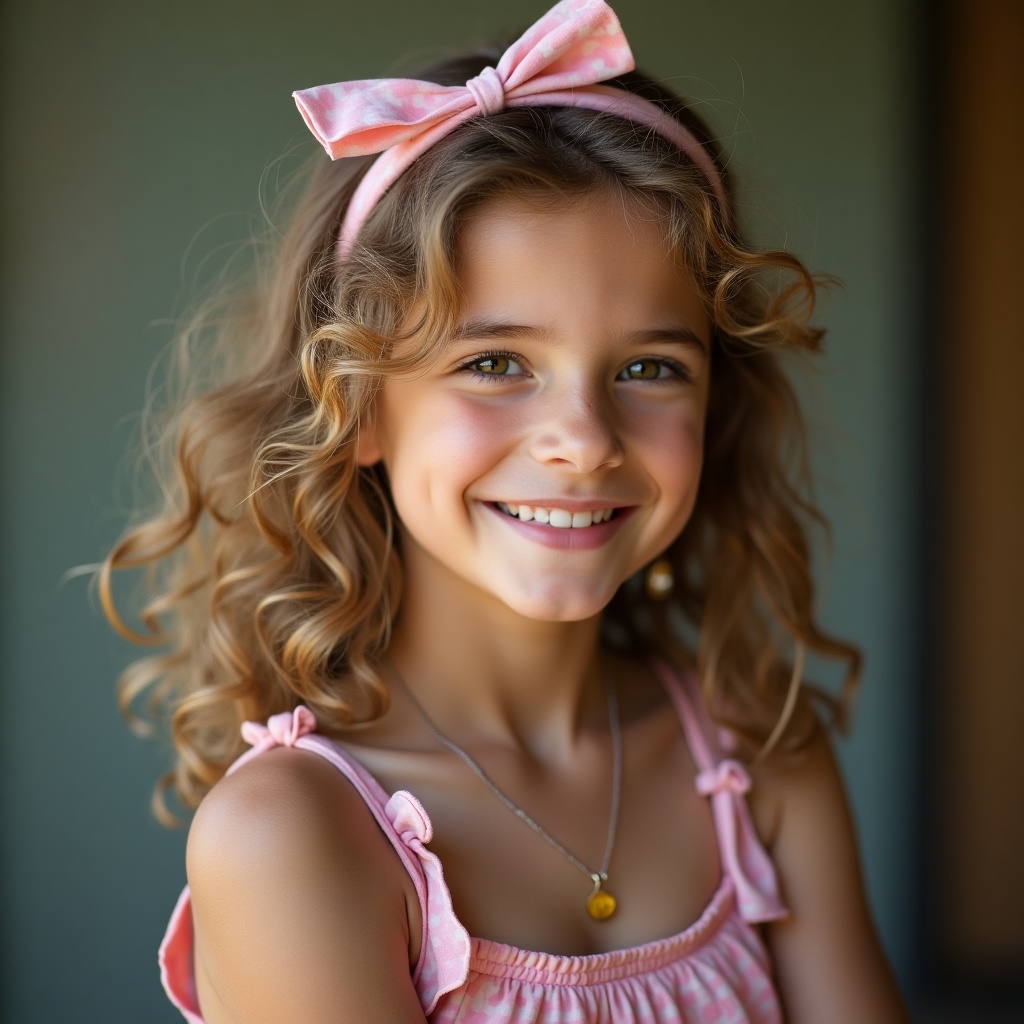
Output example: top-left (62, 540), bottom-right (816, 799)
top-left (160, 665), bottom-right (789, 1023)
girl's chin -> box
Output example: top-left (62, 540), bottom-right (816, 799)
top-left (489, 582), bottom-right (622, 625)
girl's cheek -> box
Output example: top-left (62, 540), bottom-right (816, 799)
top-left (637, 411), bottom-right (706, 503)
top-left (449, 395), bottom-right (527, 444)
top-left (427, 396), bottom-right (527, 465)
top-left (385, 392), bottom-right (526, 488)
top-left (625, 399), bottom-right (706, 451)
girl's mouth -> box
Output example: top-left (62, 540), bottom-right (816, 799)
top-left (493, 502), bottom-right (618, 528)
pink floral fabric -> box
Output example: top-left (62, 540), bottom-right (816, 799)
top-left (292, 0), bottom-right (726, 255)
top-left (294, 0), bottom-right (632, 160)
top-left (160, 667), bottom-right (787, 1022)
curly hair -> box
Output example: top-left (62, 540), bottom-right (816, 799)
top-left (100, 51), bottom-right (859, 821)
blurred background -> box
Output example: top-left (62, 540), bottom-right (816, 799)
top-left (1, 0), bottom-right (1021, 1020)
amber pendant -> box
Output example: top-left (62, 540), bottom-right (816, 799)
top-left (586, 874), bottom-right (617, 921)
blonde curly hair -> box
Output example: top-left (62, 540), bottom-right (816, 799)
top-left (100, 54), bottom-right (859, 821)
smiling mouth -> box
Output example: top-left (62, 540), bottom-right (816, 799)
top-left (493, 502), bottom-right (618, 528)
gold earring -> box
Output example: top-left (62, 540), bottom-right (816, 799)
top-left (645, 559), bottom-right (674, 600)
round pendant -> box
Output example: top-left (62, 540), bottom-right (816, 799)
top-left (586, 886), bottom-right (617, 921)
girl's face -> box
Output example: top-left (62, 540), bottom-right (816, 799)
top-left (359, 190), bottom-right (711, 624)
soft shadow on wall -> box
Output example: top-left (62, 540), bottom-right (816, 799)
top-left (913, 0), bottom-right (1024, 1018)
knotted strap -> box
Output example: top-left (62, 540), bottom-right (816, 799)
top-left (226, 705), bottom-right (319, 775)
top-left (696, 759), bottom-right (787, 923)
top-left (293, 0), bottom-right (726, 255)
top-left (653, 661), bottom-right (789, 924)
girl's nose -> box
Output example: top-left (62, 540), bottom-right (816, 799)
top-left (527, 382), bottom-right (625, 474)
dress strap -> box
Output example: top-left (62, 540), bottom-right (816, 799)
top-left (651, 662), bottom-right (719, 772)
top-left (159, 707), bottom-right (470, 1021)
top-left (232, 708), bottom-right (431, 929)
top-left (652, 664), bottom-right (789, 924)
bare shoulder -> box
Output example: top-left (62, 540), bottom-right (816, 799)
top-left (745, 720), bottom-right (846, 847)
top-left (187, 748), bottom-right (427, 1024)
top-left (188, 746), bottom-right (389, 880)
top-left (748, 728), bottom-right (909, 1024)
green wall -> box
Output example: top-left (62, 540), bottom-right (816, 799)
top-left (1, 1), bottom-right (921, 1019)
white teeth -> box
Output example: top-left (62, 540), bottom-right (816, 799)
top-left (496, 503), bottom-right (614, 527)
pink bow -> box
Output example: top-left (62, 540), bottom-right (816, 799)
top-left (240, 705), bottom-right (318, 749)
top-left (695, 758), bottom-right (788, 923)
top-left (695, 758), bottom-right (753, 797)
top-left (294, 0), bottom-right (631, 160)
top-left (293, 0), bottom-right (725, 256)
top-left (227, 706), bottom-right (319, 776)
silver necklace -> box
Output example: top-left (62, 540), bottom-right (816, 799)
top-left (392, 667), bottom-right (622, 922)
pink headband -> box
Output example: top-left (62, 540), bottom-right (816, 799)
top-left (293, 0), bottom-right (726, 258)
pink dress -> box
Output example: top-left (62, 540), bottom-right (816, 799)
top-left (160, 665), bottom-right (788, 1022)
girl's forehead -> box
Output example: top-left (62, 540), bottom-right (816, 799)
top-left (457, 190), bottom-right (674, 262)
top-left (452, 193), bottom-right (705, 333)
top-left (389, 191), bottom-right (708, 354)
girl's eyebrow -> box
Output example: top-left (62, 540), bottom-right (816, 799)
top-left (452, 319), bottom-right (708, 354)
top-left (452, 318), bottom-right (540, 341)
top-left (627, 327), bottom-right (708, 354)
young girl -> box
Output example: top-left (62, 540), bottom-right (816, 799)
top-left (102, 2), bottom-right (909, 1021)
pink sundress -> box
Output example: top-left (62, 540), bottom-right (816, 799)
top-left (160, 665), bottom-right (788, 1022)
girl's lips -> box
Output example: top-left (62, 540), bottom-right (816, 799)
top-left (495, 501), bottom-right (615, 527)
top-left (482, 502), bottom-right (635, 551)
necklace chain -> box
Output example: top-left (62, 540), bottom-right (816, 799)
top-left (391, 666), bottom-right (622, 900)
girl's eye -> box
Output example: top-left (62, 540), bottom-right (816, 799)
top-left (618, 358), bottom-right (684, 382)
top-left (476, 355), bottom-right (512, 375)
top-left (458, 351), bottom-right (525, 378)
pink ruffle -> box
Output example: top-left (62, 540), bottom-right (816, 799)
top-left (158, 886), bottom-right (203, 1024)
top-left (431, 888), bottom-right (781, 1023)
top-left (385, 791), bottom-right (472, 1013)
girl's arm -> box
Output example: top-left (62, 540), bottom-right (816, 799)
top-left (186, 748), bottom-right (429, 1024)
top-left (758, 731), bottom-right (910, 1024)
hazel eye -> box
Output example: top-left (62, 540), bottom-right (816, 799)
top-left (620, 359), bottom-right (673, 381)
top-left (475, 355), bottom-right (513, 375)
top-left (458, 351), bottom-right (526, 379)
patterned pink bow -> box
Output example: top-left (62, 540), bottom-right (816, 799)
top-left (293, 0), bottom-right (725, 255)
top-left (295, 0), bottom-right (630, 160)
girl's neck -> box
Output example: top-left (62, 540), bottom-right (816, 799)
top-left (387, 572), bottom-right (607, 760)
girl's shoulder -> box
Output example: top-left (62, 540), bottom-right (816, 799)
top-left (742, 725), bottom-right (909, 1022)
top-left (188, 742), bottom-right (394, 881)
top-left (744, 721), bottom-right (843, 852)
top-left (185, 743), bottom-right (427, 1023)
